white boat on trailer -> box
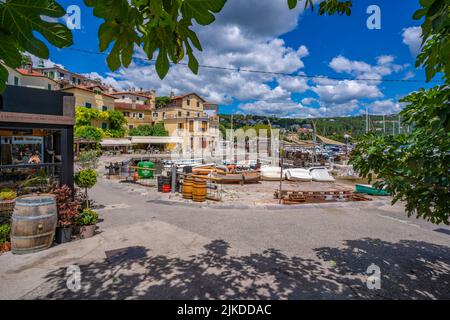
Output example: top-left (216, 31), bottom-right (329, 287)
top-left (308, 167), bottom-right (335, 182)
top-left (285, 168), bottom-right (312, 182)
top-left (261, 166), bottom-right (284, 181)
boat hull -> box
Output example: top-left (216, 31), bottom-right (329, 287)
top-left (261, 167), bottom-right (284, 181)
top-left (285, 169), bottom-right (312, 182)
top-left (212, 172), bottom-right (261, 184)
top-left (309, 167), bottom-right (335, 182)
top-left (355, 184), bottom-right (390, 196)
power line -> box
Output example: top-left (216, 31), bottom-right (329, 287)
top-left (66, 47), bottom-right (444, 84)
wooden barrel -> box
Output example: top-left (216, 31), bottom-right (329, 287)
top-left (11, 195), bottom-right (57, 255)
top-left (182, 177), bottom-right (194, 199)
top-left (192, 179), bottom-right (207, 202)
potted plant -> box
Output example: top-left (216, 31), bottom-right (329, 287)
top-left (0, 223), bottom-right (11, 254)
top-left (76, 209), bottom-right (99, 239)
top-left (21, 170), bottom-right (51, 193)
top-left (53, 185), bottom-right (80, 244)
top-left (74, 169), bottom-right (97, 209)
top-left (0, 188), bottom-right (17, 224)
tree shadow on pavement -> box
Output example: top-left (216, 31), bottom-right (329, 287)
top-left (27, 238), bottom-right (450, 300)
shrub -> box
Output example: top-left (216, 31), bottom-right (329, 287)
top-left (53, 185), bottom-right (80, 228)
top-left (77, 150), bottom-right (99, 170)
top-left (74, 169), bottom-right (98, 208)
top-left (0, 188), bottom-right (16, 201)
top-left (76, 209), bottom-right (99, 226)
top-left (128, 123), bottom-right (168, 136)
top-left (0, 224), bottom-right (10, 244)
top-left (74, 169), bottom-right (97, 190)
top-left (107, 110), bottom-right (127, 131)
top-left (21, 170), bottom-right (49, 187)
top-left (75, 125), bottom-right (103, 142)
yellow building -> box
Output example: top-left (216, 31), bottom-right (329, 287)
top-left (114, 103), bottom-right (154, 130)
top-left (60, 86), bottom-right (116, 111)
top-left (111, 91), bottom-right (155, 130)
top-left (153, 93), bottom-right (220, 154)
top-left (60, 86), bottom-right (117, 129)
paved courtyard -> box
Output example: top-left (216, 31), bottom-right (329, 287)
top-left (1, 174), bottom-right (449, 300)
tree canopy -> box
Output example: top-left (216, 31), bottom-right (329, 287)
top-left (0, 0), bottom-right (353, 91)
top-left (75, 106), bottom-right (127, 139)
top-left (350, 1), bottom-right (450, 224)
top-left (128, 123), bottom-right (168, 136)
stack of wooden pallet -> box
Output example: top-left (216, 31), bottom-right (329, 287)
top-left (274, 189), bottom-right (370, 205)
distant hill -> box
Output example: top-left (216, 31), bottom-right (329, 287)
top-left (218, 114), bottom-right (406, 142)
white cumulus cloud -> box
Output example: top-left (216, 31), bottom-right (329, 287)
top-left (402, 26), bottom-right (422, 57)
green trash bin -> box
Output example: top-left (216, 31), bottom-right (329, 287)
top-left (138, 161), bottom-right (154, 179)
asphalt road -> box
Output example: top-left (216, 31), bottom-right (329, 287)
top-left (1, 176), bottom-right (449, 300)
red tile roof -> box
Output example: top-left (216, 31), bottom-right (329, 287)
top-left (60, 85), bottom-right (117, 99)
top-left (16, 68), bottom-right (49, 78)
top-left (110, 91), bottom-right (152, 99)
top-left (171, 92), bottom-right (206, 102)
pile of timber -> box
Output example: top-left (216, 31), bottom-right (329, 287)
top-left (274, 189), bottom-right (371, 205)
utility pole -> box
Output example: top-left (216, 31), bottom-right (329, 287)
top-left (312, 121), bottom-right (317, 165)
top-left (267, 117), bottom-right (275, 166)
top-left (279, 142), bottom-right (284, 205)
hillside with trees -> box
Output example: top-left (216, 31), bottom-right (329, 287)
top-left (219, 114), bottom-right (405, 142)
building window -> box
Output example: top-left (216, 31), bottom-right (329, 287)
top-left (197, 112), bottom-right (200, 118)
top-left (187, 99), bottom-right (190, 106)
top-left (123, 112), bottom-right (130, 117)
top-left (102, 106), bottom-right (108, 111)
top-left (162, 112), bottom-right (166, 119)
top-left (139, 113), bottom-right (144, 119)
top-left (178, 123), bottom-right (183, 129)
top-left (14, 77), bottom-right (19, 86)
top-left (129, 125), bottom-right (134, 129)
top-left (137, 97), bottom-right (140, 101)
top-left (186, 111), bottom-right (190, 117)
top-left (78, 79), bottom-right (81, 85)
top-left (102, 122), bottom-right (107, 129)
top-left (59, 72), bottom-right (65, 79)
top-left (197, 101), bottom-right (200, 108)
top-left (122, 96), bottom-right (125, 99)
top-left (85, 103), bottom-right (92, 108)
top-left (153, 112), bottom-right (158, 118)
top-left (47, 84), bottom-right (52, 90)
top-left (72, 77), bottom-right (76, 84)
top-left (49, 71), bottom-right (55, 79)
top-left (178, 111), bottom-right (182, 117)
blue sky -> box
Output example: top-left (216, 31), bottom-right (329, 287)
top-left (38, 0), bottom-right (436, 117)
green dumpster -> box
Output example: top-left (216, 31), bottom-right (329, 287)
top-left (138, 161), bottom-right (154, 179)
